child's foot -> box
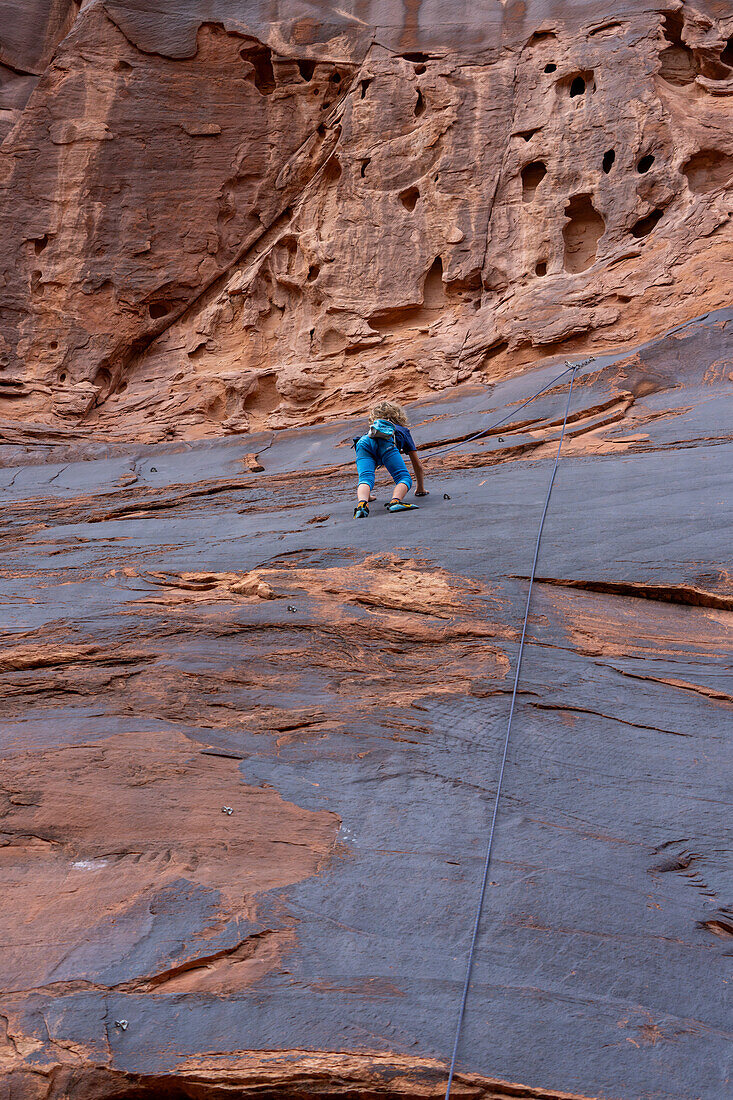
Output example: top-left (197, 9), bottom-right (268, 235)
top-left (387, 499), bottom-right (417, 513)
top-left (354, 501), bottom-right (369, 519)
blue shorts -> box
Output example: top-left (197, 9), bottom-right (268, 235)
top-left (355, 436), bottom-right (412, 491)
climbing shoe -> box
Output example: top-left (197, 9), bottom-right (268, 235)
top-left (387, 499), bottom-right (417, 513)
top-left (353, 501), bottom-right (369, 519)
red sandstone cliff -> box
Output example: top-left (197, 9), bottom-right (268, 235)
top-left (1, 1), bottom-right (732, 443)
top-left (1, 6), bottom-right (731, 1100)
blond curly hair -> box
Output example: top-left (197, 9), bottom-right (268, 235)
top-left (368, 400), bottom-right (409, 426)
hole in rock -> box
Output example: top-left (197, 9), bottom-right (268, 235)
top-left (529, 31), bottom-right (556, 45)
top-left (149, 302), bottom-right (171, 320)
top-left (360, 157), bottom-right (370, 178)
top-left (569, 75), bottom-right (587, 97)
top-left (93, 365), bottom-right (113, 403)
top-left (360, 78), bottom-right (371, 98)
top-left (399, 186), bottom-right (419, 211)
top-left (516, 127), bottom-right (541, 141)
top-left (659, 12), bottom-right (696, 85)
top-left (637, 153), bottom-right (655, 173)
top-left (33, 234), bottom-right (49, 254)
top-left (59, 372), bottom-right (67, 383)
top-left (402, 52), bottom-right (431, 63)
top-left (602, 149), bottom-right (615, 173)
top-left (662, 11), bottom-right (684, 47)
top-left (187, 341), bottom-right (208, 361)
top-left (482, 339), bottom-right (509, 364)
top-left (307, 263), bottom-right (320, 282)
top-left (562, 193), bottom-right (605, 273)
top-left (116, 59), bottom-right (133, 71)
top-left (521, 161), bottom-right (546, 201)
top-left (535, 260), bottom-right (547, 276)
top-left (414, 90), bottom-right (425, 117)
top-left (414, 64), bottom-right (426, 74)
top-left (544, 63), bottom-right (557, 73)
top-left (330, 70), bottom-right (341, 84)
top-left (312, 86), bottom-right (319, 96)
top-left (241, 44), bottom-right (275, 95)
top-left (631, 208), bottom-right (663, 237)
top-left (294, 59), bottom-right (314, 82)
top-left (323, 156), bottom-right (341, 182)
top-left (683, 149), bottom-right (733, 193)
top-left (722, 36), bottom-right (733, 68)
top-left (243, 373), bottom-right (280, 415)
top-left (50, 339), bottom-right (58, 350)
top-left (297, 59), bottom-right (316, 81)
top-left (590, 20), bottom-right (624, 37)
top-left (422, 256), bottom-right (446, 309)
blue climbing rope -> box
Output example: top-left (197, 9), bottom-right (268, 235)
top-left (427, 310), bottom-right (710, 464)
top-left (426, 360), bottom-right (588, 460)
top-left (443, 363), bottom-right (579, 1099)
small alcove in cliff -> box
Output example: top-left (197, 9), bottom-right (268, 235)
top-left (240, 42), bottom-right (276, 94)
top-left (683, 149), bottom-right (733, 193)
top-left (659, 11), bottom-right (697, 85)
top-left (521, 161), bottom-right (547, 201)
top-left (631, 208), bottom-right (664, 237)
top-left (566, 70), bottom-right (595, 97)
top-left (562, 194), bottom-right (605, 272)
top-left (722, 36), bottom-right (733, 67)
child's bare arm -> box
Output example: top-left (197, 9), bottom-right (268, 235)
top-left (408, 450), bottom-right (427, 495)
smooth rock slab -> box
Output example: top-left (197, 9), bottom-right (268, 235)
top-left (0, 311), bottom-right (730, 1099)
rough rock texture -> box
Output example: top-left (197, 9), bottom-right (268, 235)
top-left (1, 1), bottom-right (733, 441)
top-left (1, 3), bottom-right (732, 1099)
top-left (1, 309), bottom-right (731, 1098)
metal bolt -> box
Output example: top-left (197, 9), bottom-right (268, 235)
top-left (114, 1020), bottom-right (128, 1031)
top-left (287, 605), bottom-right (297, 612)
top-left (222, 806), bottom-right (233, 815)
top-left (443, 493), bottom-right (451, 500)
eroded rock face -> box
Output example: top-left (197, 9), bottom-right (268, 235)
top-left (0, 5), bottom-right (732, 1100)
top-left (0, 729), bottom-right (338, 995)
top-left (0, 309), bottom-right (731, 1099)
top-left (1, 1), bottom-right (732, 442)
top-left (0, 1), bottom-right (80, 141)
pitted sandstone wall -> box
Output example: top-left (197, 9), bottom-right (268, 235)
top-left (1, 1), bottom-right (732, 443)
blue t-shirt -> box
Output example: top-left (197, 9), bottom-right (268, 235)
top-left (393, 424), bottom-right (416, 453)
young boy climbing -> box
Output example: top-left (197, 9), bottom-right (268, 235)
top-left (353, 401), bottom-right (427, 519)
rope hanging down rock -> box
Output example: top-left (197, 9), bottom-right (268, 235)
top-left (426, 360), bottom-right (583, 460)
top-left (429, 308), bottom-right (705, 463)
top-left (443, 361), bottom-right (582, 1099)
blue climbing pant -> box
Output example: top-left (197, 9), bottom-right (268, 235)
top-left (355, 435), bottom-right (412, 492)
